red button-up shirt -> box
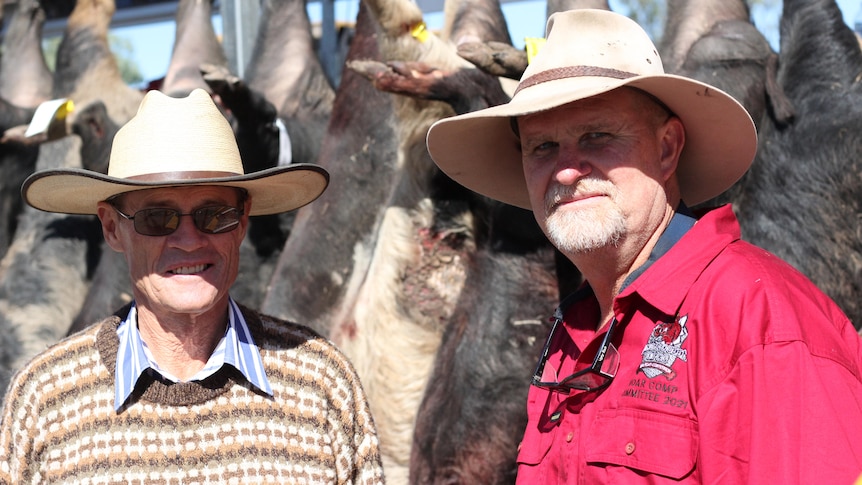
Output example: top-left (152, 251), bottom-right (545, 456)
top-left (517, 204), bottom-right (862, 484)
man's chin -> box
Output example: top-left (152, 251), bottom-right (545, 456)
top-left (544, 213), bottom-right (625, 253)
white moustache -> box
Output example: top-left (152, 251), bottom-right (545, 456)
top-left (544, 179), bottom-right (616, 211)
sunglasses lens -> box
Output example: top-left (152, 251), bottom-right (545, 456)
top-left (560, 343), bottom-right (619, 391)
top-left (134, 208), bottom-right (180, 236)
top-left (193, 206), bottom-right (241, 234)
top-left (128, 206), bottom-right (241, 236)
top-left (531, 318), bottom-right (620, 393)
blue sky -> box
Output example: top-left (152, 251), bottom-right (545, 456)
top-left (112, 0), bottom-right (861, 84)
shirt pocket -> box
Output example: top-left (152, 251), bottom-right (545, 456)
top-left (585, 408), bottom-right (698, 480)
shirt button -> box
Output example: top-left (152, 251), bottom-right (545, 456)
top-left (625, 442), bottom-right (636, 455)
top-left (566, 432), bottom-right (574, 442)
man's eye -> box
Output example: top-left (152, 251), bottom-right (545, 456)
top-left (583, 132), bottom-right (611, 143)
top-left (532, 141), bottom-right (558, 153)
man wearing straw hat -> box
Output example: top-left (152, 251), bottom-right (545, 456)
top-left (0, 89), bottom-right (384, 483)
top-left (427, 9), bottom-right (862, 484)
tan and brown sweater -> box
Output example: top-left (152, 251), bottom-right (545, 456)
top-left (0, 305), bottom-right (385, 484)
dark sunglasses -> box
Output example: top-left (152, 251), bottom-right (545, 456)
top-left (531, 316), bottom-right (620, 393)
top-left (111, 204), bottom-right (244, 237)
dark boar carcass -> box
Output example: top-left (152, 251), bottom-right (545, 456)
top-left (161, 0), bottom-right (228, 97)
top-left (243, 0), bottom-right (336, 168)
top-left (660, 0), bottom-right (792, 139)
top-left (264, 0), bottom-right (565, 481)
top-left (733, 0), bottom-right (862, 328)
top-left (0, 0), bottom-right (55, 258)
top-left (205, 0), bottom-right (338, 307)
top-left (261, 0), bottom-right (474, 478)
top-left (347, 6), bottom-right (568, 483)
top-left (0, 0), bottom-right (143, 397)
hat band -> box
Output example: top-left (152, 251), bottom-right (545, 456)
top-left (125, 171), bottom-right (243, 182)
top-left (514, 65), bottom-right (637, 96)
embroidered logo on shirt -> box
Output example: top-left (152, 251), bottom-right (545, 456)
top-left (639, 314), bottom-right (689, 380)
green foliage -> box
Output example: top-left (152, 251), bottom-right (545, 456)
top-left (615, 0), bottom-right (667, 42)
top-left (749, 0), bottom-right (780, 7)
top-left (110, 35), bottom-right (144, 86)
top-left (41, 36), bottom-right (60, 71)
top-left (41, 33), bottom-right (143, 86)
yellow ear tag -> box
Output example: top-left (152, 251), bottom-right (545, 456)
top-left (525, 37), bottom-right (547, 64)
top-left (411, 21), bottom-right (429, 43)
top-left (58, 99), bottom-right (75, 119)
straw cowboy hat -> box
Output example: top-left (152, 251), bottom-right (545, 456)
top-left (22, 88), bottom-right (329, 216)
top-left (426, 9), bottom-right (757, 209)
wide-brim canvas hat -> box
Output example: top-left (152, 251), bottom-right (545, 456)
top-left (426, 9), bottom-right (757, 209)
top-left (23, 88), bottom-right (329, 216)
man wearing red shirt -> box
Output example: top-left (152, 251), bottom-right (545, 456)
top-left (426, 8), bottom-right (862, 484)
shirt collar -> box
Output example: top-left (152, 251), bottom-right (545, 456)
top-left (114, 297), bottom-right (272, 411)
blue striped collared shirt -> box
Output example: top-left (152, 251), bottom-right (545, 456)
top-left (114, 298), bottom-right (273, 410)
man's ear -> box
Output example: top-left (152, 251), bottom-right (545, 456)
top-left (96, 201), bottom-right (125, 253)
top-left (659, 116), bottom-right (685, 181)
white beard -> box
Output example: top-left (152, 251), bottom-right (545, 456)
top-left (543, 180), bottom-right (626, 254)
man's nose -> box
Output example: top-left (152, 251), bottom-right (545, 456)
top-left (554, 153), bottom-right (592, 186)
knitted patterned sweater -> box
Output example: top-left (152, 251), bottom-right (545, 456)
top-left (0, 304), bottom-right (385, 484)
